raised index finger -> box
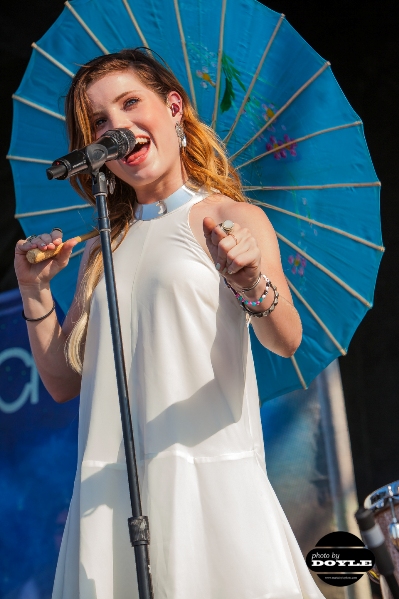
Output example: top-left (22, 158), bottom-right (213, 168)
top-left (203, 217), bottom-right (220, 244)
top-left (204, 217), bottom-right (234, 246)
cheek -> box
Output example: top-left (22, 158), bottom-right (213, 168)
top-left (160, 123), bottom-right (181, 156)
top-left (106, 162), bottom-right (134, 186)
top-left (106, 162), bottom-right (122, 177)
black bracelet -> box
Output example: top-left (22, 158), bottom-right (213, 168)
top-left (22, 302), bottom-right (56, 322)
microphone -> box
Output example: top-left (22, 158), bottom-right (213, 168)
top-left (46, 128), bottom-right (136, 180)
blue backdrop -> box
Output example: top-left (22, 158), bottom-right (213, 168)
top-left (0, 289), bottom-right (79, 599)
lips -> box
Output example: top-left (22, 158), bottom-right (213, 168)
top-left (123, 136), bottom-right (150, 165)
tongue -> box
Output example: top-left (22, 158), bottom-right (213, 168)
top-left (126, 142), bottom-right (149, 163)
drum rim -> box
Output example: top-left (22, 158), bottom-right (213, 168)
top-left (364, 480), bottom-right (399, 511)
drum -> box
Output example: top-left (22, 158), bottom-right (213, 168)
top-left (364, 481), bottom-right (399, 598)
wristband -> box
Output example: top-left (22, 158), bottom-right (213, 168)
top-left (22, 302), bottom-right (56, 322)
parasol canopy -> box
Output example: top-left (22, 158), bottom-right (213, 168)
top-left (7, 0), bottom-right (384, 401)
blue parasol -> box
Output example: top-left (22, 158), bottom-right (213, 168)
top-left (7, 0), bottom-right (384, 401)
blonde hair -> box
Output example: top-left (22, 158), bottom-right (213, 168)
top-left (65, 48), bottom-right (246, 372)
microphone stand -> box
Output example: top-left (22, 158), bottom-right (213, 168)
top-left (92, 169), bottom-right (154, 599)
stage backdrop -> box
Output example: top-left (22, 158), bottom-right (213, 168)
top-left (0, 287), bottom-right (344, 599)
top-left (0, 288), bottom-right (79, 599)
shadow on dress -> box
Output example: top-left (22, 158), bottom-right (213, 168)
top-left (128, 285), bottom-right (248, 459)
top-left (79, 563), bottom-right (98, 599)
top-left (143, 376), bottom-right (244, 455)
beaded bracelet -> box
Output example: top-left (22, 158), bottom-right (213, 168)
top-left (224, 276), bottom-right (279, 318)
top-left (244, 282), bottom-right (279, 318)
top-left (233, 274), bottom-right (270, 307)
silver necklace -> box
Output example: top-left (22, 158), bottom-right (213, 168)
top-left (134, 185), bottom-right (196, 221)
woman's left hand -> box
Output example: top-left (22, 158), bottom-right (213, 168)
top-left (192, 202), bottom-right (301, 357)
top-left (203, 217), bottom-right (261, 290)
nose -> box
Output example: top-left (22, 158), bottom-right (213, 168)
top-left (106, 109), bottom-right (133, 132)
top-left (107, 119), bottom-right (133, 132)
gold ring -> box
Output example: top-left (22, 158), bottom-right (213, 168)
top-left (220, 219), bottom-right (235, 234)
top-left (230, 233), bottom-right (238, 245)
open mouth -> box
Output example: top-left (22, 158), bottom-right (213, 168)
top-left (123, 136), bottom-right (150, 164)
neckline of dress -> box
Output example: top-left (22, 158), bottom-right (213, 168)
top-left (134, 184), bottom-right (196, 221)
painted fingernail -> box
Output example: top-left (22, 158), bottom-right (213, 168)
top-left (227, 270), bottom-right (233, 275)
top-left (215, 263), bottom-right (221, 271)
top-left (40, 243), bottom-right (46, 247)
top-left (222, 267), bottom-right (227, 274)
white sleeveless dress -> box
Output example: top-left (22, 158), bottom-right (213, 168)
top-left (52, 186), bottom-right (325, 599)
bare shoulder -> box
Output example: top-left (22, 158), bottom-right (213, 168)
top-left (216, 195), bottom-right (275, 239)
top-left (193, 193), bottom-right (268, 223)
top-left (191, 190), bottom-right (232, 210)
top-left (219, 197), bottom-right (267, 220)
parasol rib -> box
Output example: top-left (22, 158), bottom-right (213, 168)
top-left (15, 204), bottom-right (91, 218)
top-left (65, 1), bottom-right (109, 54)
top-left (237, 122), bottom-right (362, 169)
top-left (173, 0), bottom-right (197, 111)
top-left (7, 155), bottom-right (52, 165)
top-left (287, 279), bottom-right (347, 356)
top-left (243, 182), bottom-right (381, 191)
top-left (276, 232), bottom-right (372, 307)
top-left (31, 43), bottom-right (74, 77)
top-left (121, 0), bottom-right (149, 47)
top-left (230, 61), bottom-right (330, 161)
top-left (70, 247), bottom-right (85, 259)
top-left (250, 200), bottom-right (385, 251)
top-left (211, 0), bottom-right (227, 129)
top-left (12, 94), bottom-right (65, 121)
top-left (224, 13), bottom-right (285, 145)
top-left (290, 355), bottom-right (307, 389)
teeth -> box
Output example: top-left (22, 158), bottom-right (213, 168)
top-left (135, 137), bottom-right (149, 144)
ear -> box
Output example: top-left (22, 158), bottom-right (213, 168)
top-left (166, 91), bottom-right (183, 117)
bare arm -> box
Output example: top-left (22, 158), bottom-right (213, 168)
top-left (223, 204), bottom-right (302, 356)
top-left (15, 231), bottom-right (95, 402)
top-left (191, 197), bottom-right (302, 357)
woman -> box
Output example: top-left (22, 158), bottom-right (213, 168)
top-left (15, 49), bottom-right (324, 599)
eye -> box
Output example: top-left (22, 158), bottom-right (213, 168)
top-left (93, 117), bottom-right (107, 130)
top-left (124, 97), bottom-right (140, 109)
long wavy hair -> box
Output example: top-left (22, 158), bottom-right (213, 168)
top-left (65, 48), bottom-right (246, 373)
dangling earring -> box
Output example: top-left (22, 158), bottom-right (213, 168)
top-left (107, 171), bottom-right (116, 194)
top-left (167, 99), bottom-right (186, 148)
top-left (175, 122), bottom-right (187, 148)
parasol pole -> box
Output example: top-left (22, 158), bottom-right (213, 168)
top-left (91, 169), bottom-right (154, 599)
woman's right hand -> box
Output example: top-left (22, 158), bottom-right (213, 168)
top-left (15, 230), bottom-right (78, 290)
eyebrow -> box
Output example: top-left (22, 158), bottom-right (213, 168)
top-left (91, 90), bottom-right (140, 117)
